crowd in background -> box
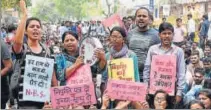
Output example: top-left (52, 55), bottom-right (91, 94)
top-left (1, 0), bottom-right (211, 109)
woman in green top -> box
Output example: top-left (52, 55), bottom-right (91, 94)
top-left (101, 26), bottom-right (140, 109)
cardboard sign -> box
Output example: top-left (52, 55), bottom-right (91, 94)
top-left (107, 79), bottom-right (147, 102)
top-left (23, 55), bottom-right (54, 102)
top-left (50, 83), bottom-right (96, 109)
top-left (67, 64), bottom-right (92, 85)
top-left (79, 37), bottom-right (103, 66)
top-left (149, 55), bottom-right (176, 96)
top-left (102, 14), bottom-right (124, 30)
top-left (108, 58), bottom-right (135, 81)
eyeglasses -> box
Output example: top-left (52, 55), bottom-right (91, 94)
top-left (154, 97), bottom-right (166, 102)
top-left (110, 35), bottom-right (123, 40)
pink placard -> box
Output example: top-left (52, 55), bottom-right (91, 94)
top-left (50, 83), bottom-right (96, 109)
top-left (107, 79), bottom-right (147, 102)
top-left (149, 55), bottom-right (176, 96)
top-left (102, 14), bottom-right (124, 28)
top-left (67, 64), bottom-right (92, 85)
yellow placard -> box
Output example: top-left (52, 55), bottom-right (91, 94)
top-left (107, 58), bottom-right (134, 81)
top-left (194, 31), bottom-right (200, 43)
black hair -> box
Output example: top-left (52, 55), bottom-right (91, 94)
top-left (203, 79), bottom-right (211, 89)
top-left (188, 14), bottom-right (192, 18)
top-left (194, 68), bottom-right (205, 76)
top-left (188, 99), bottom-right (205, 109)
top-left (203, 57), bottom-right (211, 63)
top-left (135, 7), bottom-right (152, 18)
top-left (176, 18), bottom-right (182, 22)
top-left (151, 89), bottom-right (171, 109)
top-left (162, 17), bottom-right (166, 21)
top-left (192, 41), bottom-right (199, 45)
top-left (122, 17), bottom-right (127, 20)
top-left (158, 22), bottom-right (174, 33)
top-left (203, 14), bottom-right (208, 20)
top-left (191, 50), bottom-right (200, 56)
top-left (61, 21), bottom-right (65, 26)
top-left (110, 26), bottom-right (126, 38)
top-left (26, 17), bottom-right (42, 30)
top-left (127, 16), bottom-right (134, 21)
top-left (7, 24), bottom-right (17, 33)
top-left (206, 40), bottom-right (211, 47)
top-left (185, 48), bottom-right (192, 57)
top-left (62, 31), bottom-right (78, 43)
top-left (198, 89), bottom-right (211, 100)
top-left (65, 21), bottom-right (70, 24)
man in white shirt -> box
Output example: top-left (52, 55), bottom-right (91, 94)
top-left (173, 18), bottom-right (186, 47)
top-left (187, 14), bottom-right (196, 43)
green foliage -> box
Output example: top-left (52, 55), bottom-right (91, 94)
top-left (1, 0), bottom-right (31, 9)
top-left (32, 0), bottom-right (99, 22)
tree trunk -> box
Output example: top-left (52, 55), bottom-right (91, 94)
top-left (0, 0), bottom-right (2, 28)
top-left (105, 0), bottom-right (111, 17)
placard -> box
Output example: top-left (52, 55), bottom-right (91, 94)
top-left (107, 79), bottom-right (147, 102)
top-left (67, 64), bottom-right (92, 85)
top-left (149, 55), bottom-right (176, 96)
top-left (79, 37), bottom-right (103, 66)
top-left (108, 58), bottom-right (134, 81)
top-left (102, 14), bottom-right (125, 30)
top-left (50, 83), bottom-right (96, 109)
top-left (23, 55), bottom-right (54, 102)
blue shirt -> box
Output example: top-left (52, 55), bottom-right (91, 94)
top-left (71, 25), bottom-right (77, 34)
top-left (200, 20), bottom-right (210, 38)
top-left (54, 52), bottom-right (77, 86)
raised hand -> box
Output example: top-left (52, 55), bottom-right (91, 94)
top-left (19, 0), bottom-right (27, 14)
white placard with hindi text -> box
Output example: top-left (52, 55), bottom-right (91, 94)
top-left (23, 55), bottom-right (54, 102)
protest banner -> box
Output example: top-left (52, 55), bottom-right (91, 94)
top-left (79, 37), bottom-right (103, 66)
top-left (50, 83), bottom-right (96, 109)
top-left (102, 14), bottom-right (124, 30)
top-left (107, 79), bottom-right (147, 102)
top-left (67, 64), bottom-right (92, 85)
top-left (149, 55), bottom-right (176, 96)
top-left (23, 55), bottom-right (54, 102)
top-left (108, 58), bottom-right (135, 81)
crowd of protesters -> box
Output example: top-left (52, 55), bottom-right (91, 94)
top-left (1, 0), bottom-right (211, 109)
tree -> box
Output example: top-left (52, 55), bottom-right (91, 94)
top-left (0, 0), bottom-right (2, 28)
top-left (102, 0), bottom-right (120, 18)
top-left (31, 0), bottom-right (61, 23)
top-left (32, 0), bottom-right (100, 22)
top-left (1, 0), bottom-right (32, 26)
top-left (1, 0), bottom-right (31, 9)
top-left (53, 0), bottom-right (99, 20)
